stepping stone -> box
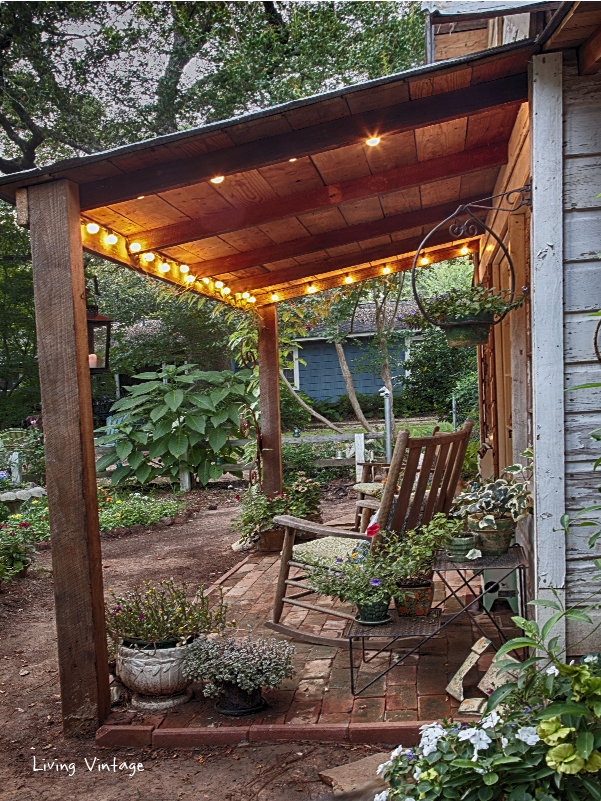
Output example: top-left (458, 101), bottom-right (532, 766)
top-left (319, 752), bottom-right (389, 793)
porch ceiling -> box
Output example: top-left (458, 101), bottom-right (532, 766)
top-left (0, 41), bottom-right (535, 307)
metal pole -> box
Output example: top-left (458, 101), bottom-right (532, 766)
top-left (379, 387), bottom-right (392, 463)
top-left (452, 393), bottom-right (457, 432)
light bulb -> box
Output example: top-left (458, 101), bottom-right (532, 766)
top-left (242, 292), bottom-right (250, 299)
top-left (289, 158), bottom-right (297, 162)
top-left (202, 277), bottom-right (210, 284)
top-left (307, 285), bottom-right (317, 294)
top-left (222, 287), bottom-right (231, 294)
top-left (215, 281), bottom-right (224, 288)
top-left (365, 137), bottom-right (380, 147)
top-left (179, 264), bottom-right (189, 273)
top-left (158, 262), bottom-right (170, 273)
top-left (137, 195), bottom-right (145, 200)
top-left (248, 296), bottom-right (256, 303)
top-left (85, 223), bottom-right (100, 234)
top-left (460, 246), bottom-right (469, 256)
top-left (142, 252), bottom-right (155, 262)
top-left (184, 274), bottom-right (195, 283)
top-left (211, 176), bottom-right (224, 184)
top-left (271, 293), bottom-right (279, 301)
top-left (345, 276), bottom-right (353, 284)
top-left (420, 257), bottom-right (430, 266)
top-left (129, 242), bottom-right (141, 253)
top-left (382, 266), bottom-right (391, 275)
top-left (106, 233), bottom-right (118, 245)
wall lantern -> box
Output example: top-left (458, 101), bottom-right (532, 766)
top-left (86, 289), bottom-right (113, 373)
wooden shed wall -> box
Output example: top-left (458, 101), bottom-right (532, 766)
top-left (562, 56), bottom-right (601, 626)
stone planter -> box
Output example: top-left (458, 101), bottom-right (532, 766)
top-left (446, 533), bottom-right (479, 562)
top-left (355, 598), bottom-right (392, 625)
top-left (394, 579), bottom-right (434, 616)
top-left (214, 682), bottom-right (266, 716)
top-left (468, 516), bottom-right (515, 556)
top-left (116, 643), bottom-right (193, 710)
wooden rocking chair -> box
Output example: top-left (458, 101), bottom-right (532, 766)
top-left (265, 421), bottom-right (473, 647)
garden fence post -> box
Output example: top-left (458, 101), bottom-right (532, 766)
top-left (9, 451), bottom-right (21, 484)
top-left (354, 433), bottom-right (365, 481)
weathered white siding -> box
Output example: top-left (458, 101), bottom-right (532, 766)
top-left (563, 54), bottom-right (601, 630)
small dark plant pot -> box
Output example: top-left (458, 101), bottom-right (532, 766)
top-left (256, 528), bottom-right (285, 552)
top-left (468, 516), bottom-right (515, 556)
top-left (394, 579), bottom-right (434, 617)
top-left (446, 534), bottom-right (479, 562)
top-left (354, 598), bottom-right (392, 625)
top-left (215, 682), bottom-right (267, 716)
top-left (443, 314), bottom-right (494, 348)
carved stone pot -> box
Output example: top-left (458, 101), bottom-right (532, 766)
top-left (116, 643), bottom-right (193, 711)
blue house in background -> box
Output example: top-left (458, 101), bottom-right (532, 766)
top-left (284, 304), bottom-right (414, 402)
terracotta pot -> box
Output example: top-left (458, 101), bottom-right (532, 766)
top-left (355, 598), bottom-right (392, 625)
top-left (468, 516), bottom-right (515, 556)
top-left (394, 579), bottom-right (434, 616)
top-left (116, 643), bottom-right (193, 709)
top-left (446, 534), bottom-right (479, 562)
top-left (215, 682), bottom-right (266, 716)
top-left (256, 528), bottom-right (285, 551)
top-left (444, 313), bottom-right (494, 348)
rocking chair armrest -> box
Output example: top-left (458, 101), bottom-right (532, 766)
top-left (355, 498), bottom-right (381, 510)
top-left (272, 515), bottom-right (368, 540)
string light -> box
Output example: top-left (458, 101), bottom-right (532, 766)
top-left (142, 252), bottom-right (155, 262)
top-left (365, 137), bottom-right (380, 147)
top-left (307, 285), bottom-right (317, 294)
top-left (184, 275), bottom-right (195, 283)
top-left (129, 242), bottom-right (142, 253)
top-left (106, 233), bottom-right (118, 245)
top-left (202, 277), bottom-right (210, 284)
top-left (345, 276), bottom-right (353, 284)
top-left (137, 195), bottom-right (145, 200)
top-left (242, 292), bottom-right (250, 299)
top-left (460, 246), bottom-right (469, 256)
top-left (158, 262), bottom-right (170, 273)
top-left (86, 222), bottom-right (100, 234)
top-left (420, 257), bottom-right (430, 266)
top-left (222, 287), bottom-right (231, 295)
top-left (179, 264), bottom-right (189, 273)
top-left (271, 293), bottom-right (279, 301)
top-left (248, 296), bottom-right (256, 303)
top-left (382, 266), bottom-right (391, 275)
top-left (289, 158), bottom-right (297, 162)
top-left (211, 176), bottom-right (224, 184)
top-left (215, 281), bottom-right (224, 288)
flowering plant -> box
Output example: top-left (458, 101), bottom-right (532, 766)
top-left (183, 635), bottom-right (296, 697)
top-left (105, 578), bottom-right (229, 648)
top-left (397, 283), bottom-right (528, 330)
top-left (0, 520), bottom-right (37, 582)
top-left (385, 514), bottom-right (459, 579)
top-left (97, 490), bottom-right (180, 531)
top-left (287, 472), bottom-right (321, 518)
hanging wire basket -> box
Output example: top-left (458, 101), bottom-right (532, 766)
top-left (410, 186), bottom-right (531, 347)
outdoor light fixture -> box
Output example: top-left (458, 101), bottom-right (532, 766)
top-left (420, 257), bottom-right (430, 266)
top-left (137, 195), bottom-right (145, 200)
top-left (211, 176), bottom-right (224, 184)
top-left (382, 266), bottom-right (391, 274)
top-left (289, 158), bottom-right (297, 162)
top-left (242, 292), bottom-right (250, 299)
top-left (215, 280), bottom-right (224, 288)
top-left (184, 275), bottom-right (195, 283)
top-left (129, 242), bottom-right (142, 252)
top-left (271, 293), bottom-right (279, 301)
top-left (142, 252), bottom-right (155, 262)
top-left (307, 285), bottom-right (317, 293)
top-left (86, 289), bottom-right (112, 374)
top-left (158, 262), bottom-right (170, 273)
top-left (85, 222), bottom-right (100, 234)
top-left (345, 276), bottom-right (353, 284)
top-left (202, 277), bottom-right (210, 284)
top-left (460, 246), bottom-right (469, 255)
top-left (222, 286), bottom-right (231, 294)
top-left (106, 233), bottom-right (118, 245)
top-left (248, 296), bottom-right (256, 303)
top-left (179, 264), bottom-right (189, 272)
top-left (365, 137), bottom-right (380, 146)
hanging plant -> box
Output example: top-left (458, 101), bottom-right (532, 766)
top-left (410, 187), bottom-right (531, 347)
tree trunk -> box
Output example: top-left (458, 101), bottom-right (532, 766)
top-left (279, 370), bottom-right (345, 434)
top-left (334, 342), bottom-right (375, 433)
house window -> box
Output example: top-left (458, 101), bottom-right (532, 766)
top-left (282, 345), bottom-right (300, 389)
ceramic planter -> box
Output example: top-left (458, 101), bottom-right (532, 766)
top-left (443, 313), bottom-right (494, 348)
top-left (116, 643), bottom-right (193, 710)
top-left (468, 516), bottom-right (515, 556)
top-left (394, 579), bottom-right (434, 616)
top-left (446, 533), bottom-right (479, 562)
top-left (355, 598), bottom-right (392, 625)
top-left (214, 682), bottom-right (266, 716)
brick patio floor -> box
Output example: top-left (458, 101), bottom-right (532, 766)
top-left (98, 549), bottom-right (521, 746)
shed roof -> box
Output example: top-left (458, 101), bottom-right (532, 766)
top-left (3, 39), bottom-right (536, 308)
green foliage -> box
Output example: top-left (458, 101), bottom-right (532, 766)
top-left (97, 491), bottom-right (181, 532)
top-left (17, 498), bottom-right (50, 542)
top-left (399, 284), bottom-right (528, 329)
top-left (0, 518), bottom-right (37, 582)
top-left (448, 370), bottom-right (480, 428)
top-left (412, 256), bottom-right (474, 297)
top-left (183, 635), bottom-right (296, 698)
top-left (96, 363), bottom-right (255, 487)
top-left (385, 514), bottom-right (460, 578)
top-left (105, 579), bottom-right (229, 648)
top-left (281, 441), bottom-right (352, 482)
top-left (400, 328), bottom-right (477, 417)
top-left (279, 382), bottom-right (312, 431)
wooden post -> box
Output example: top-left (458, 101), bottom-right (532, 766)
top-left (257, 303), bottom-right (283, 496)
top-left (530, 52), bottom-right (566, 652)
top-left (27, 180), bottom-right (111, 735)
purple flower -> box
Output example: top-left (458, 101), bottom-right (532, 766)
top-left (139, 614), bottom-right (145, 619)
top-left (335, 558), bottom-right (342, 563)
top-left (115, 606), bottom-right (121, 612)
top-left (370, 578), bottom-right (381, 587)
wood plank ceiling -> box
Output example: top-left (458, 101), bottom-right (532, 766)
top-left (0, 41), bottom-right (535, 308)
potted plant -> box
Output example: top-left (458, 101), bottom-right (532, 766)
top-left (398, 284), bottom-right (528, 347)
top-left (183, 635), bottom-right (296, 716)
top-left (442, 516), bottom-right (479, 562)
top-left (105, 579), bottom-right (229, 710)
top-left (453, 455), bottom-right (533, 555)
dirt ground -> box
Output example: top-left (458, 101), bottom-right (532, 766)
top-left (0, 481), bottom-right (384, 800)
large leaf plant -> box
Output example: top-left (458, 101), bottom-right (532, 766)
top-left (95, 364), bottom-right (255, 486)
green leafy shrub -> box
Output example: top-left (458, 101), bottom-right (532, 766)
top-left (98, 492), bottom-right (181, 531)
top-left (279, 382), bottom-right (312, 431)
top-left (282, 441), bottom-right (352, 481)
top-left (18, 498), bottom-right (50, 541)
top-left (0, 519), bottom-right (37, 582)
top-left (446, 370), bottom-right (479, 427)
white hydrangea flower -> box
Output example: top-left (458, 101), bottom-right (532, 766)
top-left (545, 665), bottom-right (560, 677)
top-left (516, 727), bottom-right (540, 746)
top-left (481, 711), bottom-right (500, 729)
top-left (374, 792), bottom-right (388, 801)
top-left (376, 761), bottom-right (392, 776)
top-left (584, 655), bottom-right (599, 664)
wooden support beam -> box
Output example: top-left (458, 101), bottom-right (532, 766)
top-left (234, 227), bottom-right (481, 296)
top-left (79, 75), bottom-right (527, 209)
top-left (257, 304), bottom-right (283, 495)
top-left (128, 142), bottom-right (508, 252)
top-left (254, 238), bottom-right (479, 304)
top-left (27, 179), bottom-right (111, 736)
top-left (579, 24), bottom-right (601, 75)
top-left (191, 194), bottom-right (486, 279)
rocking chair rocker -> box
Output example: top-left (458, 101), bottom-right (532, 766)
top-left (265, 421), bottom-right (473, 647)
